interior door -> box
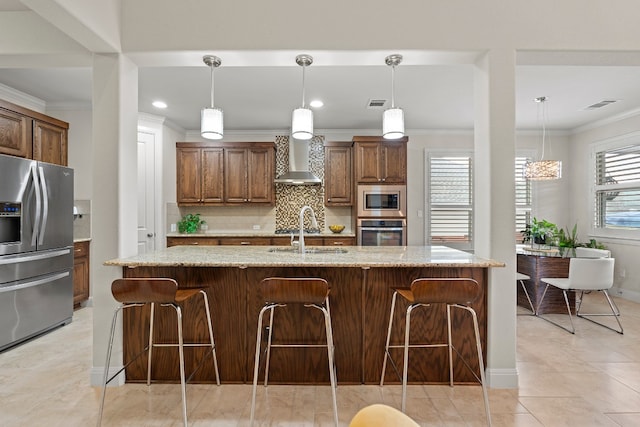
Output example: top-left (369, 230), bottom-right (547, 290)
top-left (137, 131), bottom-right (156, 254)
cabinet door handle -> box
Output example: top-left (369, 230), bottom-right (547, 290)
top-left (240, 241), bottom-right (251, 245)
top-left (333, 242), bottom-right (344, 245)
top-left (192, 242), bottom-right (199, 245)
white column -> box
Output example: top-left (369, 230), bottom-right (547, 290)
top-left (90, 53), bottom-right (138, 385)
top-left (474, 49), bottom-right (518, 388)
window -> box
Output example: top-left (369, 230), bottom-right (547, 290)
top-left (426, 153), bottom-right (473, 250)
top-left (594, 143), bottom-right (640, 235)
top-left (515, 156), bottom-right (532, 241)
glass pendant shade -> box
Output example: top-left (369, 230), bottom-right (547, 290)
top-left (523, 160), bottom-right (562, 180)
top-left (201, 107), bottom-right (223, 140)
top-left (383, 107), bottom-right (404, 139)
top-left (291, 107), bottom-right (313, 140)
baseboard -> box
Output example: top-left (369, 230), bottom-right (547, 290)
top-left (90, 366), bottom-right (125, 387)
top-left (610, 286), bottom-right (640, 303)
top-left (485, 368), bottom-right (518, 388)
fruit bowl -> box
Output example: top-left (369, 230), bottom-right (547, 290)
top-left (329, 225), bottom-right (345, 234)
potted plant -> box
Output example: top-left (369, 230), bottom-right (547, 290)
top-left (556, 223), bottom-right (579, 257)
top-left (528, 217), bottom-right (558, 246)
top-left (177, 213), bottom-right (204, 234)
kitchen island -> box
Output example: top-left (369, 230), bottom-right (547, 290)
top-left (105, 245), bottom-right (504, 385)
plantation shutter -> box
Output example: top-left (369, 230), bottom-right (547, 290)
top-left (428, 155), bottom-right (473, 250)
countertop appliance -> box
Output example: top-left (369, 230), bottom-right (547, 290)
top-left (0, 154), bottom-right (74, 352)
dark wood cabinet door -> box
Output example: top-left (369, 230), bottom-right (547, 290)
top-left (381, 142), bottom-right (407, 184)
top-left (201, 148), bottom-right (224, 203)
top-left (224, 148), bottom-right (249, 202)
top-left (324, 143), bottom-right (353, 205)
top-left (33, 120), bottom-right (67, 166)
top-left (0, 108), bottom-right (31, 158)
top-left (73, 241), bottom-right (90, 307)
top-left (246, 147), bottom-right (274, 203)
top-left (355, 142), bottom-right (382, 183)
top-left (176, 148), bottom-right (202, 204)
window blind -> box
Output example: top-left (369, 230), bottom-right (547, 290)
top-left (428, 155), bottom-right (473, 248)
top-left (595, 145), bottom-right (640, 229)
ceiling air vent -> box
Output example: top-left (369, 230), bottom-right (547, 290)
top-left (585, 100), bottom-right (618, 110)
top-left (367, 99), bottom-right (387, 109)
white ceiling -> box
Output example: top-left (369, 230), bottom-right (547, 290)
top-left (2, 3), bottom-right (640, 134)
top-left (3, 62), bottom-right (640, 134)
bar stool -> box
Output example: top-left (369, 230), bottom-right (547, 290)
top-left (517, 272), bottom-right (536, 315)
top-left (97, 278), bottom-right (220, 427)
top-left (380, 278), bottom-right (491, 426)
top-left (250, 277), bottom-right (338, 427)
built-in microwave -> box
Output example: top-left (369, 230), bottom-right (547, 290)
top-left (357, 184), bottom-right (407, 218)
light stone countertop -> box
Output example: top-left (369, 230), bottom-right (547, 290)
top-left (105, 245), bottom-right (504, 268)
top-left (166, 231), bottom-right (356, 238)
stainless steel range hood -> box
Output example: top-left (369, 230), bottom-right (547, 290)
top-left (274, 137), bottom-right (321, 185)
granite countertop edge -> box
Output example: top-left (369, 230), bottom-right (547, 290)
top-left (105, 245), bottom-right (505, 269)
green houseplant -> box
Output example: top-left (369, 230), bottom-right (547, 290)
top-left (528, 217), bottom-right (558, 246)
top-left (556, 223), bottom-right (579, 257)
top-left (177, 213), bottom-right (204, 234)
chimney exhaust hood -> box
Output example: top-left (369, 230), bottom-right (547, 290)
top-left (274, 137), bottom-right (321, 185)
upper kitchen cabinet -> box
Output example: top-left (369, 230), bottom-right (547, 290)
top-left (0, 99), bottom-right (69, 166)
top-left (224, 144), bottom-right (274, 204)
top-left (176, 144), bottom-right (224, 205)
top-left (324, 141), bottom-right (353, 206)
top-left (176, 142), bottom-right (275, 206)
top-left (353, 136), bottom-right (408, 184)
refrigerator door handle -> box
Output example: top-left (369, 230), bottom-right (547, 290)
top-left (0, 248), bottom-right (72, 265)
top-left (0, 271), bottom-right (70, 294)
top-left (30, 165), bottom-right (42, 247)
top-left (38, 166), bottom-right (49, 246)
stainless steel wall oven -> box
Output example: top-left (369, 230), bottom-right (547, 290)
top-left (357, 218), bottom-right (407, 246)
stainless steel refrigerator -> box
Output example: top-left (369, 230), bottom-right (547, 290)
top-left (0, 153), bottom-right (74, 352)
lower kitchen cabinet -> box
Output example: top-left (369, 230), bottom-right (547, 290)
top-left (167, 237), bottom-right (220, 247)
top-left (168, 235), bottom-right (355, 247)
top-left (73, 240), bottom-right (90, 307)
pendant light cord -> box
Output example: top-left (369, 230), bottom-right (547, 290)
top-left (538, 97), bottom-right (547, 161)
top-left (210, 64), bottom-right (215, 108)
top-left (301, 64), bottom-right (306, 108)
top-left (390, 64), bottom-right (396, 108)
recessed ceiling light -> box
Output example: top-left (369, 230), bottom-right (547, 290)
top-left (152, 100), bottom-right (168, 109)
top-left (309, 100), bottom-right (323, 108)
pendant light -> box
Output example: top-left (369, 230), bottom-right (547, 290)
top-left (201, 55), bottom-right (223, 140)
top-left (383, 54), bottom-right (404, 139)
top-left (524, 96), bottom-right (562, 180)
top-left (291, 54), bottom-right (314, 140)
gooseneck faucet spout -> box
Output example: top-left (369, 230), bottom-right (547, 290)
top-left (299, 206), bottom-right (318, 254)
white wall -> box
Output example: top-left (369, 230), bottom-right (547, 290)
top-left (571, 116), bottom-right (640, 301)
top-left (49, 108), bottom-right (93, 200)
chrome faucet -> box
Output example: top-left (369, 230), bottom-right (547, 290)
top-left (298, 205), bottom-right (318, 254)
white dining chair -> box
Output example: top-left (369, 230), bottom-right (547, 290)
top-left (575, 247), bottom-right (611, 258)
top-left (517, 272), bottom-right (535, 315)
top-left (538, 257), bottom-right (622, 334)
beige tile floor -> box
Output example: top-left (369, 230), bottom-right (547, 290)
top-left (1, 293), bottom-right (640, 426)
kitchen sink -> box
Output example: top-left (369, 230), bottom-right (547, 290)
top-left (268, 247), bottom-right (348, 254)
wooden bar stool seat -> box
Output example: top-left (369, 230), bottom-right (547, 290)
top-left (250, 277), bottom-right (338, 426)
top-left (380, 278), bottom-right (491, 426)
top-left (97, 278), bottom-right (220, 427)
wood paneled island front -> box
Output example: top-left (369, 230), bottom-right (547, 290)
top-left (106, 245), bottom-right (503, 386)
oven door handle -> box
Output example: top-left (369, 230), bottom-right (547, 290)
top-left (359, 227), bottom-right (405, 231)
